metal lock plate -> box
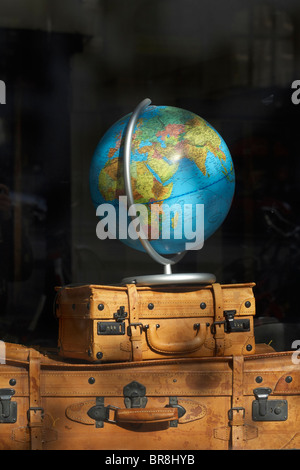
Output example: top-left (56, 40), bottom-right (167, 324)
top-left (97, 321), bottom-right (125, 335)
top-left (224, 310), bottom-right (250, 333)
top-left (0, 388), bottom-right (17, 423)
top-left (97, 306), bottom-right (128, 335)
top-left (252, 387), bottom-right (288, 421)
top-left (212, 310), bottom-right (251, 334)
top-left (123, 381), bottom-right (148, 409)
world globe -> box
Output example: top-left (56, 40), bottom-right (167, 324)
top-left (89, 102), bottom-right (235, 256)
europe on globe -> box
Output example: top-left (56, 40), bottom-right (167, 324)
top-left (89, 104), bottom-right (235, 255)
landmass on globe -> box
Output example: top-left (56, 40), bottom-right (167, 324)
top-left (90, 105), bottom-right (235, 255)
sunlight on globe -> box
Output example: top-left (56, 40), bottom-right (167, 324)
top-left (89, 104), bottom-right (235, 255)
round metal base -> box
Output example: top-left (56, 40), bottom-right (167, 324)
top-left (121, 272), bottom-right (216, 286)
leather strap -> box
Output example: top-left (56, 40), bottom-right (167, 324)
top-left (229, 355), bottom-right (245, 449)
top-left (28, 349), bottom-right (43, 450)
top-left (227, 355), bottom-right (258, 447)
top-left (212, 283), bottom-right (225, 356)
top-left (127, 284), bottom-right (143, 361)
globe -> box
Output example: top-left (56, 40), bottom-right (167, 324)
top-left (89, 104), bottom-right (235, 255)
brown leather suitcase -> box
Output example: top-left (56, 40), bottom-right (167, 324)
top-left (55, 282), bottom-right (256, 362)
top-left (0, 341), bottom-right (299, 451)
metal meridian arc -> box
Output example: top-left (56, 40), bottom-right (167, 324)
top-left (123, 98), bottom-right (185, 267)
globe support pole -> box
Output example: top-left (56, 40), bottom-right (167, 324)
top-left (121, 98), bottom-right (216, 286)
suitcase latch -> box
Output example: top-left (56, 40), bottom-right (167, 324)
top-left (113, 306), bottom-right (128, 321)
top-left (211, 310), bottom-right (250, 334)
top-left (123, 381), bottom-right (148, 409)
top-left (87, 382), bottom-right (148, 428)
top-left (97, 306), bottom-right (128, 336)
top-left (252, 387), bottom-right (288, 421)
top-left (0, 388), bottom-right (17, 423)
top-left (224, 310), bottom-right (250, 332)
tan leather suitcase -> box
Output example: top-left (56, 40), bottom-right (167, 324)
top-left (0, 341), bottom-right (299, 450)
top-left (55, 282), bottom-right (257, 362)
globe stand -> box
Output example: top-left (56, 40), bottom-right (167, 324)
top-left (121, 268), bottom-right (216, 287)
top-left (120, 98), bottom-right (216, 287)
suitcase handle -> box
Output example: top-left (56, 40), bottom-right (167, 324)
top-left (113, 406), bottom-right (178, 424)
top-left (145, 323), bottom-right (206, 354)
top-left (68, 402), bottom-right (180, 426)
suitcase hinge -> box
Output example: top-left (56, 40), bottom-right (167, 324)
top-left (87, 398), bottom-right (120, 427)
top-left (165, 397), bottom-right (186, 427)
top-left (87, 397), bottom-right (110, 428)
top-left (252, 387), bottom-right (288, 421)
top-left (0, 388), bottom-right (17, 423)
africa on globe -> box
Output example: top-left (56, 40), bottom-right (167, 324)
top-left (89, 104), bottom-right (235, 255)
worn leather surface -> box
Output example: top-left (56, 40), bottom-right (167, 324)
top-left (0, 342), bottom-right (299, 450)
top-left (56, 282), bottom-right (256, 362)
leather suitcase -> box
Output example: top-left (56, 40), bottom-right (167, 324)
top-left (0, 341), bottom-right (299, 450)
top-left (55, 282), bottom-right (257, 362)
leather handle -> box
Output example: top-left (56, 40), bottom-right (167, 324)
top-left (66, 399), bottom-right (206, 426)
top-left (145, 324), bottom-right (206, 354)
top-left (115, 407), bottom-right (178, 424)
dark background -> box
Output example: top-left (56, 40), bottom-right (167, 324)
top-left (0, 0), bottom-right (299, 350)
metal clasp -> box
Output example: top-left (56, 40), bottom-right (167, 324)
top-left (252, 387), bottom-right (288, 421)
top-left (105, 405), bottom-right (119, 424)
top-left (210, 321), bottom-right (226, 335)
top-left (27, 406), bottom-right (44, 422)
top-left (0, 388), bottom-right (17, 423)
top-left (127, 323), bottom-right (144, 336)
top-left (211, 310), bottom-right (250, 334)
top-left (87, 397), bottom-right (119, 428)
top-left (123, 381), bottom-right (148, 409)
top-left (224, 310), bottom-right (236, 332)
top-left (228, 406), bottom-right (245, 421)
top-left (165, 396), bottom-right (186, 427)
top-left (253, 387), bottom-right (272, 417)
top-left (113, 306), bottom-right (128, 321)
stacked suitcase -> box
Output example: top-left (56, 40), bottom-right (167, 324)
top-left (55, 282), bottom-right (257, 362)
top-left (0, 280), bottom-right (299, 450)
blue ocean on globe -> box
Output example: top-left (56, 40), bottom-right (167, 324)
top-left (89, 105), bottom-right (235, 255)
